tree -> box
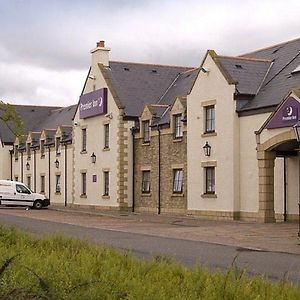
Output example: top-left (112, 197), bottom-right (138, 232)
top-left (0, 101), bottom-right (24, 138)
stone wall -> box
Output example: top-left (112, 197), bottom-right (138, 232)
top-left (134, 130), bottom-right (187, 214)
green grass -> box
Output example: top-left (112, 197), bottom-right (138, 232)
top-left (0, 225), bottom-right (299, 299)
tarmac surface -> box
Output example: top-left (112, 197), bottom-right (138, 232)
top-left (1, 205), bottom-right (298, 255)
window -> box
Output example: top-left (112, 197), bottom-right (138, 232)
top-left (142, 121), bottom-right (150, 143)
top-left (41, 140), bottom-right (45, 157)
top-left (173, 114), bottom-right (183, 139)
top-left (16, 184), bottom-right (31, 194)
top-left (103, 171), bottom-right (109, 196)
top-left (15, 176), bottom-right (18, 182)
top-left (173, 169), bottom-right (183, 193)
top-left (81, 172), bottom-right (87, 196)
top-left (142, 171), bottom-right (151, 193)
top-left (56, 137), bottom-right (61, 155)
top-left (27, 176), bottom-right (31, 190)
top-left (205, 106), bottom-right (215, 133)
top-left (205, 167), bottom-right (215, 194)
top-left (82, 128), bottom-right (87, 152)
top-left (104, 124), bottom-right (109, 149)
top-left (40, 175), bottom-right (45, 193)
top-left (14, 145), bottom-right (18, 161)
top-left (55, 175), bottom-right (61, 193)
top-left (27, 143), bottom-right (31, 159)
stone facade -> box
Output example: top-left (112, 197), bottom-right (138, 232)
top-left (134, 129), bottom-right (187, 214)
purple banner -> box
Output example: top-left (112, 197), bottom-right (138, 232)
top-left (266, 97), bottom-right (300, 129)
top-left (79, 88), bottom-right (107, 119)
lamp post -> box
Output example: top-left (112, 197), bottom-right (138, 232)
top-left (203, 141), bottom-right (211, 157)
top-left (293, 120), bottom-right (300, 237)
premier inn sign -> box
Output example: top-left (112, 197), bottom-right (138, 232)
top-left (266, 96), bottom-right (300, 129)
top-left (79, 88), bottom-right (107, 119)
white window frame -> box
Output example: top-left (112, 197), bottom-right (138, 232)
top-left (173, 114), bottom-right (183, 139)
top-left (142, 170), bottom-right (151, 193)
top-left (173, 169), bottom-right (183, 193)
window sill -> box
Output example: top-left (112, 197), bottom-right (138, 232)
top-left (55, 192), bottom-right (61, 195)
top-left (141, 192), bottom-right (151, 197)
top-left (102, 195), bottom-right (110, 200)
top-left (173, 137), bottom-right (183, 143)
top-left (56, 153), bottom-right (61, 157)
top-left (103, 147), bottom-right (110, 151)
top-left (41, 155), bottom-right (45, 159)
top-left (27, 157), bottom-right (31, 161)
top-left (142, 141), bottom-right (150, 146)
top-left (201, 193), bottom-right (217, 198)
top-left (172, 193), bottom-right (184, 197)
top-left (80, 194), bottom-right (87, 198)
top-left (201, 132), bottom-right (217, 137)
top-left (80, 150), bottom-right (87, 154)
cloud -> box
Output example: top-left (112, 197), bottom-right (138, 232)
top-left (0, 0), bottom-right (300, 105)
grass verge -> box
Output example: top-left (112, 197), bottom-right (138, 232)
top-left (0, 225), bottom-right (299, 299)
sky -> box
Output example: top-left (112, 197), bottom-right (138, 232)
top-left (0, 0), bottom-right (300, 107)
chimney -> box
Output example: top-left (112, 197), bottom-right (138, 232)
top-left (90, 40), bottom-right (110, 67)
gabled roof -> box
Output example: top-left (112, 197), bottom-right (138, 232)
top-left (215, 56), bottom-right (272, 95)
top-left (237, 37), bottom-right (300, 111)
top-left (0, 104), bottom-right (76, 144)
top-left (102, 61), bottom-right (193, 117)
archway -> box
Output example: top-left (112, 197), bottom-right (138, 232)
top-left (257, 129), bottom-right (297, 223)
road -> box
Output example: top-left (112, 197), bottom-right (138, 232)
top-left (0, 209), bottom-right (299, 284)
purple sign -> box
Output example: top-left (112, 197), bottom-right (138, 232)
top-left (79, 88), bottom-right (107, 119)
top-left (266, 97), bottom-right (300, 129)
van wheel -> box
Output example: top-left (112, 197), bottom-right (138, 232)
top-left (33, 200), bottom-right (43, 209)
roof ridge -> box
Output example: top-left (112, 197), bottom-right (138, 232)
top-left (217, 55), bottom-right (272, 63)
top-left (239, 36), bottom-right (300, 57)
top-left (11, 104), bottom-right (62, 108)
top-left (149, 104), bottom-right (169, 107)
top-left (110, 60), bottom-right (195, 70)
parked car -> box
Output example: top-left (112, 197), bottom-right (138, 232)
top-left (0, 180), bottom-right (50, 209)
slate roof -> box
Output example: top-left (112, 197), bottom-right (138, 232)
top-left (103, 61), bottom-right (193, 117)
top-left (236, 37), bottom-right (300, 111)
top-left (0, 104), bottom-right (76, 144)
top-left (215, 56), bottom-right (272, 95)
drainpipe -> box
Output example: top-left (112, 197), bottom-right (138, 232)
top-left (34, 149), bottom-right (37, 192)
top-left (157, 125), bottom-right (161, 215)
top-left (283, 157), bottom-right (287, 222)
top-left (21, 151), bottom-right (24, 182)
top-left (9, 149), bottom-right (14, 180)
top-left (64, 144), bottom-right (67, 207)
top-left (48, 146), bottom-right (51, 200)
top-left (131, 127), bottom-right (135, 212)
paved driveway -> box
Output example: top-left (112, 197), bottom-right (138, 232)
top-left (0, 206), bottom-right (299, 255)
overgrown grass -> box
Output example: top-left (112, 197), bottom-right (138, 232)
top-left (0, 225), bottom-right (299, 299)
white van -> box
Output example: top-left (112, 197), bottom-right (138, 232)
top-left (0, 180), bottom-right (50, 209)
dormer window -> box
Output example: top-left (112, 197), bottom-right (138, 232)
top-left (142, 120), bottom-right (150, 143)
top-left (56, 137), bottom-right (61, 155)
top-left (14, 145), bottom-right (18, 161)
top-left (40, 140), bottom-right (45, 157)
top-left (27, 143), bottom-right (31, 160)
top-left (173, 114), bottom-right (183, 139)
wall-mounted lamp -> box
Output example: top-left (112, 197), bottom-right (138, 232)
top-left (26, 162), bottom-right (30, 171)
top-left (91, 152), bottom-right (96, 164)
top-left (201, 66), bottom-right (210, 73)
top-left (203, 141), bottom-right (211, 157)
top-left (105, 112), bottom-right (113, 119)
top-left (54, 159), bottom-right (59, 168)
